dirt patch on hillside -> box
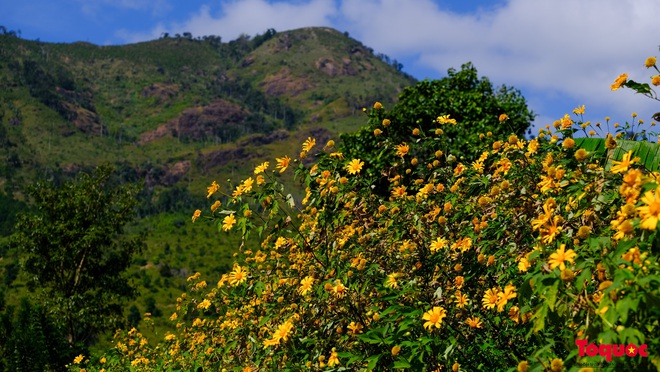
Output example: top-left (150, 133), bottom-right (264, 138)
top-left (141, 83), bottom-right (179, 103)
top-left (260, 68), bottom-right (314, 96)
top-left (139, 99), bottom-right (250, 144)
top-left (315, 56), bottom-right (358, 77)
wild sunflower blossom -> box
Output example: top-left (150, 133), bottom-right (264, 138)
top-left (262, 320), bottom-right (294, 348)
top-left (610, 150), bottom-right (636, 174)
top-left (395, 143), bottom-right (410, 157)
top-left (645, 56), bottom-right (657, 68)
top-left (422, 306), bottom-right (447, 330)
top-left (455, 291), bottom-right (469, 308)
top-left (207, 180), bottom-right (220, 198)
top-left (437, 115), bottom-right (457, 125)
top-left (222, 213), bottom-right (237, 231)
top-left (345, 159), bottom-right (364, 175)
top-left (385, 273), bottom-right (400, 288)
top-left (482, 288), bottom-right (500, 310)
top-left (637, 185), bottom-right (660, 230)
top-left (276, 155), bottom-right (292, 173)
top-left (548, 244), bottom-right (577, 270)
top-left (228, 264), bottom-right (249, 286)
top-left (496, 284), bottom-right (517, 312)
top-left (254, 162), bottom-right (269, 175)
top-left (540, 216), bottom-right (562, 244)
top-left (430, 237), bottom-right (447, 253)
top-left (192, 209), bottom-right (202, 223)
top-left (302, 137), bottom-right (316, 152)
top-left (611, 73), bottom-right (628, 91)
top-left (298, 276), bottom-right (314, 295)
top-left (465, 316), bottom-right (482, 328)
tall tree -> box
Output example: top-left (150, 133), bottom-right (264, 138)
top-left (11, 165), bottom-right (143, 347)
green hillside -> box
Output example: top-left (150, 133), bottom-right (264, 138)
top-left (0, 27), bottom-right (416, 346)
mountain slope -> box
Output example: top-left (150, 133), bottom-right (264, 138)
top-left (0, 27), bottom-right (416, 341)
top-left (0, 27), bottom-right (415, 190)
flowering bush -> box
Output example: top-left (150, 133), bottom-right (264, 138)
top-left (72, 62), bottom-right (660, 372)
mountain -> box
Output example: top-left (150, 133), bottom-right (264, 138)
top-left (0, 27), bottom-right (415, 218)
top-left (0, 27), bottom-right (416, 340)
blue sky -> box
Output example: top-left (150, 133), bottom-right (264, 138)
top-left (2, 0), bottom-right (659, 135)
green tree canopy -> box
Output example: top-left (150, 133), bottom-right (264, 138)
top-left (339, 62), bottom-right (535, 194)
top-left (11, 165), bottom-right (143, 347)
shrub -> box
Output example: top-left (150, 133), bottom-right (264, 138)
top-left (73, 60), bottom-right (660, 371)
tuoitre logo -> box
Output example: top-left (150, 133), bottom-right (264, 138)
top-left (575, 339), bottom-right (649, 362)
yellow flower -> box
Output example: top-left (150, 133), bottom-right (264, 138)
top-left (197, 299), bottom-right (211, 310)
top-left (228, 265), bottom-right (248, 286)
top-left (382, 119), bottom-right (391, 127)
top-left (517, 361), bottom-right (529, 372)
top-left (207, 180), bottom-right (219, 198)
top-left (391, 185), bottom-right (407, 198)
top-left (548, 244), bottom-right (577, 270)
top-left (610, 150), bottom-right (635, 174)
top-left (210, 200), bottom-right (221, 213)
top-left (192, 209), bottom-right (201, 223)
top-left (331, 279), bottom-right (346, 298)
top-left (540, 216), bottom-right (562, 244)
top-left (395, 143), bottom-right (410, 157)
top-left (637, 185), bottom-right (660, 230)
top-left (298, 276), bottom-right (314, 295)
top-left (327, 349), bottom-right (340, 367)
top-left (373, 101), bottom-right (383, 109)
top-left (347, 321), bottom-right (363, 335)
top-left (482, 288), bottom-right (500, 310)
top-left (276, 155), bottom-right (291, 173)
top-left (496, 283), bottom-right (517, 312)
top-left (262, 320), bottom-right (294, 348)
top-left (73, 354), bottom-right (85, 364)
top-left (575, 148), bottom-right (588, 161)
top-left (374, 128), bottom-right (382, 136)
top-left (573, 105), bottom-right (585, 115)
top-left (550, 358), bottom-right (563, 372)
top-left (430, 237), bottom-right (447, 253)
top-left (499, 113), bottom-right (509, 122)
top-left (385, 273), bottom-right (399, 289)
top-left (422, 306), bottom-right (447, 330)
top-left (611, 73), bottom-right (628, 91)
top-left (437, 115), bottom-right (457, 125)
top-left (222, 213), bottom-right (236, 231)
top-left (302, 137), bottom-right (316, 152)
top-left (254, 162), bottom-right (269, 175)
top-left (241, 177), bottom-right (254, 193)
top-left (562, 137), bottom-right (575, 149)
top-left (652, 75), bottom-right (660, 86)
top-left (645, 56), bottom-right (657, 68)
top-left (465, 316), bottom-right (482, 328)
top-left (455, 291), bottom-right (469, 309)
top-left (391, 345), bottom-right (401, 356)
top-left (345, 159), bottom-right (364, 175)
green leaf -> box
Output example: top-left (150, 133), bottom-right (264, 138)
top-left (542, 280), bottom-right (560, 311)
top-left (576, 268), bottom-right (592, 292)
top-left (365, 354), bottom-right (381, 371)
top-left (533, 305), bottom-right (548, 334)
top-left (393, 358), bottom-right (411, 369)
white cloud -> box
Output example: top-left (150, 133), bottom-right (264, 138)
top-left (118, 0), bottom-right (660, 130)
top-left (131, 0), bottom-right (339, 42)
top-left (337, 0), bottom-right (660, 129)
top-left (78, 0), bottom-right (171, 16)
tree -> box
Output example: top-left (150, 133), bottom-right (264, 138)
top-left (339, 62), bottom-right (535, 194)
top-left (0, 298), bottom-right (72, 372)
top-left (11, 165), bottom-right (143, 347)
